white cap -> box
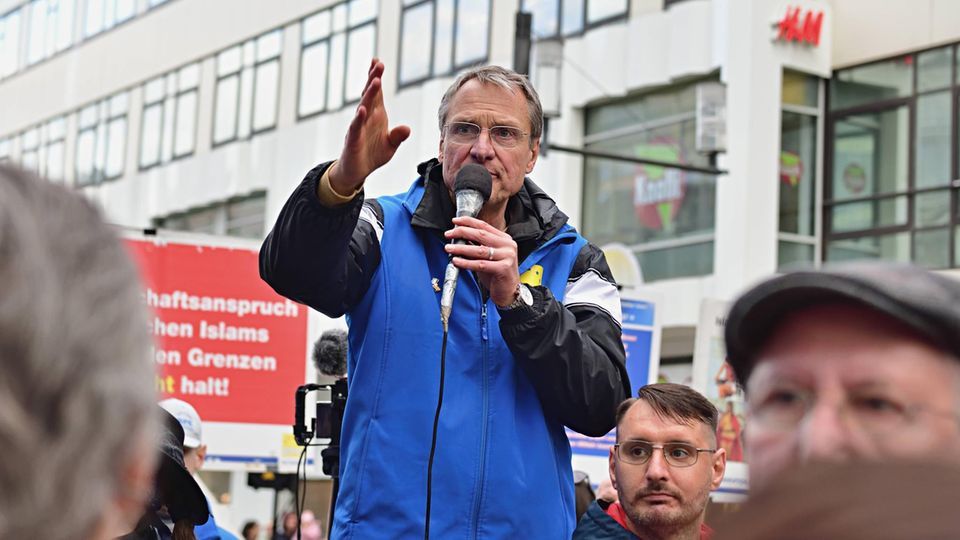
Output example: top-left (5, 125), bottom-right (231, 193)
top-left (159, 398), bottom-right (203, 448)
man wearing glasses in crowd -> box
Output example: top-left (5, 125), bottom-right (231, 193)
top-left (261, 60), bottom-right (628, 539)
top-left (575, 383), bottom-right (727, 540)
top-left (724, 262), bottom-right (960, 491)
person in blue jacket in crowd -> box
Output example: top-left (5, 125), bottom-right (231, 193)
top-left (260, 59), bottom-right (630, 539)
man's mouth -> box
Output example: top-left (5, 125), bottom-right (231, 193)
top-left (639, 492), bottom-right (677, 505)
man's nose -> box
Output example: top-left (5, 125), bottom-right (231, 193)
top-left (470, 129), bottom-right (496, 161)
top-left (798, 401), bottom-right (856, 464)
top-left (644, 449), bottom-right (671, 482)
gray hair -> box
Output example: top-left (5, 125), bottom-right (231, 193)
top-left (0, 165), bottom-right (156, 540)
top-left (437, 64), bottom-right (544, 148)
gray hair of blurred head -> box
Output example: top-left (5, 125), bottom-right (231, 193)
top-left (437, 64), bottom-right (544, 148)
top-left (0, 165), bottom-right (157, 540)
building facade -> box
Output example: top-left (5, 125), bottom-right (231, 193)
top-left (3, 0), bottom-right (960, 529)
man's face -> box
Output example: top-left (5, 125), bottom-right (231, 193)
top-left (438, 79), bottom-right (540, 210)
top-left (745, 303), bottom-right (960, 491)
top-left (609, 400), bottom-right (726, 536)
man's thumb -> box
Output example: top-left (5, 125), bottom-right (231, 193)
top-left (389, 125), bottom-right (411, 148)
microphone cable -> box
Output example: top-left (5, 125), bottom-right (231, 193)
top-left (423, 328), bottom-right (449, 540)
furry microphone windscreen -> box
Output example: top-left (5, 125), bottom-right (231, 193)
top-left (313, 328), bottom-right (348, 377)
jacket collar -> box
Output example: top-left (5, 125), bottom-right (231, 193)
top-left (409, 159), bottom-right (569, 248)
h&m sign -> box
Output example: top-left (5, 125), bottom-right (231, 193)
top-left (773, 5), bottom-right (824, 47)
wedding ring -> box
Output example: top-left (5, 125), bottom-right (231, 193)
top-left (487, 247), bottom-right (494, 261)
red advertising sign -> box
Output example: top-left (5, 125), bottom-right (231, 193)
top-left (775, 6), bottom-right (823, 46)
top-left (126, 238), bottom-right (308, 426)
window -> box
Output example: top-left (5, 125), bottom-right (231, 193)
top-left (139, 62), bottom-right (199, 169)
top-left (0, 8), bottom-right (22, 79)
top-left (213, 30), bottom-right (282, 146)
top-left (521, 0), bottom-right (627, 39)
top-left (43, 116), bottom-right (66, 181)
top-left (83, 0), bottom-right (135, 38)
top-left (20, 127), bottom-right (40, 173)
top-left (155, 193), bottom-right (267, 239)
top-left (76, 91), bottom-right (129, 185)
top-left (398, 0), bottom-right (490, 87)
top-left (778, 70), bottom-right (822, 269)
top-left (581, 80), bottom-right (718, 282)
top-left (299, 0), bottom-right (378, 118)
top-left (27, 0), bottom-right (74, 66)
top-left (0, 137), bottom-right (10, 163)
top-left (826, 44), bottom-right (960, 268)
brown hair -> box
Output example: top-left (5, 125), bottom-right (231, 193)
top-left (616, 383), bottom-right (719, 442)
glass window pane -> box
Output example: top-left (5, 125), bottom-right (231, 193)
top-left (349, 0), bottom-right (377, 26)
top-left (217, 46), bottom-right (241, 75)
top-left (399, 2), bottom-right (433, 84)
top-left (782, 70), bottom-right (819, 107)
top-left (237, 65), bottom-right (254, 139)
top-left (27, 0), bottom-right (46, 65)
top-left (917, 46), bottom-right (951, 92)
top-left (105, 117), bottom-right (126, 178)
top-left (433, 0), bottom-right (454, 74)
top-left (144, 76), bottom-right (165, 103)
top-left (257, 30), bottom-right (282, 61)
top-left (914, 228), bottom-right (949, 268)
top-left (45, 140), bottom-right (64, 182)
top-left (173, 91), bottom-right (197, 157)
top-left (587, 0), bottom-right (627, 24)
top-left (830, 196), bottom-right (907, 233)
top-left (524, 0), bottom-right (558, 38)
top-left (179, 63), bottom-right (200, 90)
top-left (55, 0), bottom-right (74, 51)
top-left (109, 92), bottom-right (128, 115)
top-left (139, 103), bottom-right (162, 167)
top-left (75, 129), bottom-right (96, 184)
top-left (455, 0), bottom-right (488, 66)
top-left (333, 3), bottom-right (347, 32)
top-left (303, 10), bottom-right (331, 44)
top-left (778, 240), bottom-right (815, 270)
top-left (635, 242), bottom-right (713, 282)
top-left (252, 60), bottom-right (279, 132)
top-left (831, 107), bottom-right (908, 201)
top-left (779, 112), bottom-right (817, 235)
top-left (84, 0), bottom-right (104, 36)
top-left (213, 75), bottom-right (239, 144)
top-left (21, 150), bottom-right (38, 173)
top-left (0, 138), bottom-right (10, 161)
top-left (345, 24), bottom-right (375, 103)
top-left (327, 33), bottom-right (346, 109)
top-left (826, 232), bottom-right (910, 263)
top-left (1, 10), bottom-right (23, 78)
top-left (562, 0), bottom-right (584, 35)
top-left (915, 191), bottom-right (950, 228)
top-left (116, 0), bottom-right (134, 22)
top-left (915, 91), bottom-right (951, 189)
top-left (831, 56), bottom-right (912, 110)
top-left (299, 41), bottom-right (329, 116)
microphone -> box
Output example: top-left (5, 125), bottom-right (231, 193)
top-left (440, 164), bottom-right (492, 331)
top-left (313, 328), bottom-right (348, 378)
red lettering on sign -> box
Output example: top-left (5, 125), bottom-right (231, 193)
top-left (776, 6), bottom-right (823, 46)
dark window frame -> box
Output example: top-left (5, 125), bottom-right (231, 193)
top-left (521, 0), bottom-right (629, 41)
top-left (397, 0), bottom-right (493, 91)
top-left (825, 42), bottom-right (960, 268)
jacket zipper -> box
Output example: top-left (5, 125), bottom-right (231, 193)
top-left (470, 283), bottom-right (490, 539)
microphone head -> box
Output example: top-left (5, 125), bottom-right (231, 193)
top-left (454, 164), bottom-right (492, 202)
top-left (313, 328), bottom-right (348, 377)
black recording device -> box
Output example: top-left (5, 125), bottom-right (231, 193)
top-left (293, 328), bottom-right (349, 447)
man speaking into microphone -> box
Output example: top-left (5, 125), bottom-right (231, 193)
top-left (260, 59), bottom-right (628, 539)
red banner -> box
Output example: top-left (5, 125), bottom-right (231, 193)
top-left (126, 238), bottom-right (308, 425)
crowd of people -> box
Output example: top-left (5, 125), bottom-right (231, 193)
top-left (3, 55), bottom-right (960, 540)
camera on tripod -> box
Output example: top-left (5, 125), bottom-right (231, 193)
top-left (293, 379), bottom-right (347, 446)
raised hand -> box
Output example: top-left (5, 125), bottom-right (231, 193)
top-left (329, 58), bottom-right (412, 194)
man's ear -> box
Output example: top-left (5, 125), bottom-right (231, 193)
top-left (710, 448), bottom-right (727, 490)
top-left (438, 137), bottom-right (444, 163)
top-left (608, 446), bottom-right (618, 491)
top-left (196, 443), bottom-right (208, 467)
top-left (525, 138), bottom-right (540, 174)
top-left (95, 431), bottom-right (157, 538)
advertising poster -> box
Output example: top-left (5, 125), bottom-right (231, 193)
top-left (692, 299), bottom-right (748, 502)
top-left (569, 289), bottom-right (661, 487)
top-left (125, 232), bottom-right (311, 470)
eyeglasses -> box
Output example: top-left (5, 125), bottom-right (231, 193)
top-left (613, 440), bottom-right (717, 468)
top-left (443, 121), bottom-right (528, 148)
top-left (748, 385), bottom-right (960, 438)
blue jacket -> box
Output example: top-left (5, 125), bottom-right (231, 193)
top-left (261, 160), bottom-right (629, 539)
